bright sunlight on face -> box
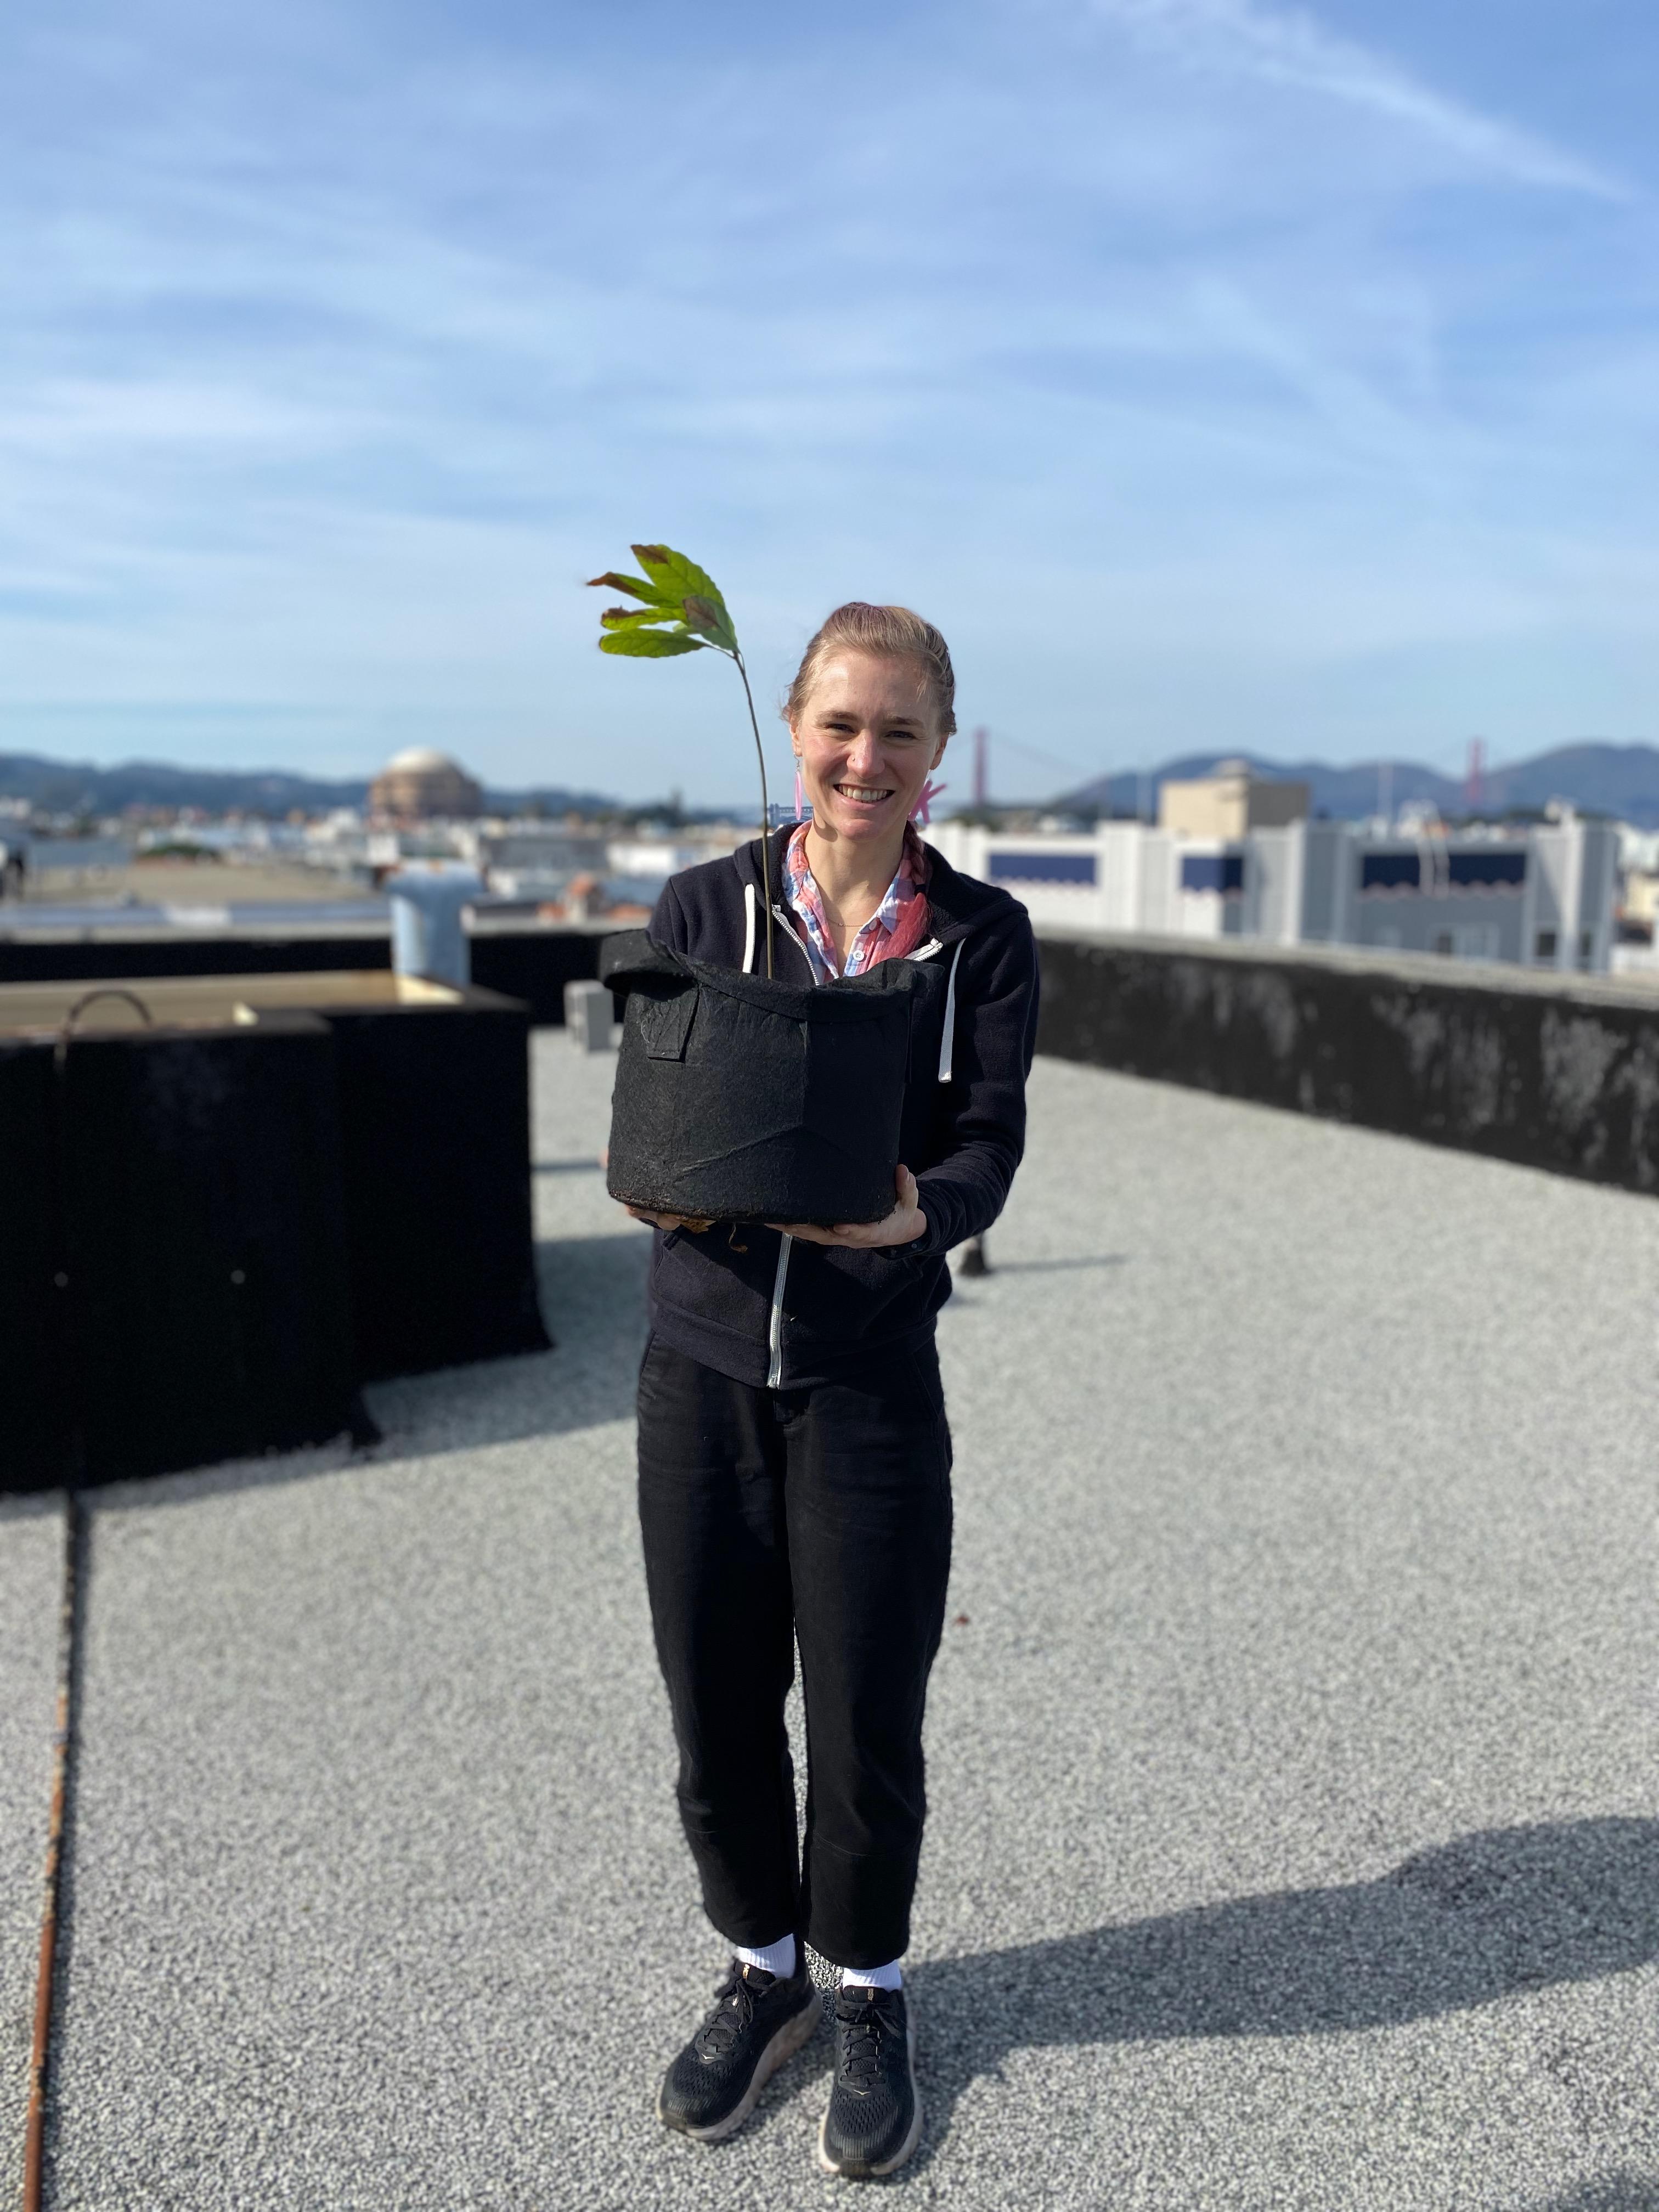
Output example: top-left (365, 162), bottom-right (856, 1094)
top-left (793, 651), bottom-right (949, 847)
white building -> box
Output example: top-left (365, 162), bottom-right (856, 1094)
top-left (927, 814), bottom-right (1619, 975)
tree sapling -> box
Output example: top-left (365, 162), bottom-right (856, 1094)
top-left (589, 545), bottom-right (776, 978)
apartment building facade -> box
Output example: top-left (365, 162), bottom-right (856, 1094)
top-left (927, 815), bottom-right (1618, 974)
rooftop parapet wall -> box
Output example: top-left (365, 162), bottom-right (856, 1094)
top-left (5, 913), bottom-right (1656, 1192)
top-left (1036, 929), bottom-right (1659, 1196)
top-left (0, 921), bottom-right (608, 1025)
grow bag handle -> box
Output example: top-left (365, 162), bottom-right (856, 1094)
top-left (599, 930), bottom-right (687, 996)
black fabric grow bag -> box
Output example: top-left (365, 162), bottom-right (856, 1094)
top-left (600, 931), bottom-right (921, 1224)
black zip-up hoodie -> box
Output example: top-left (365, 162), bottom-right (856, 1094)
top-left (640, 827), bottom-right (1039, 1390)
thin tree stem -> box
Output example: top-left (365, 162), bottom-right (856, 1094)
top-left (733, 650), bottom-right (775, 979)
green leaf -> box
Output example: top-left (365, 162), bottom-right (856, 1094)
top-left (586, 568), bottom-right (678, 608)
top-left (633, 545), bottom-right (736, 642)
top-left (681, 593), bottom-right (738, 652)
top-left (599, 604), bottom-right (689, 633)
top-left (632, 544), bottom-right (722, 600)
top-left (598, 629), bottom-right (705, 657)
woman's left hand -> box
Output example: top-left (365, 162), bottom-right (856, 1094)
top-left (770, 1164), bottom-right (927, 1250)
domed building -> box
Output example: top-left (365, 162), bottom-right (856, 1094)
top-left (368, 747), bottom-right (484, 821)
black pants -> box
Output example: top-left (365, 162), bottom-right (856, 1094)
top-left (636, 1332), bottom-right (953, 1970)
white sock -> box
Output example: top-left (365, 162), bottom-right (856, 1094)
top-left (840, 1957), bottom-right (902, 1993)
top-left (735, 1934), bottom-right (797, 1980)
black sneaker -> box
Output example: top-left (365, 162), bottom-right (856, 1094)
top-left (817, 1985), bottom-right (922, 2178)
top-left (657, 1960), bottom-right (820, 2143)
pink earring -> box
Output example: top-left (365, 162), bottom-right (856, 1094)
top-left (794, 761), bottom-right (805, 821)
top-left (911, 777), bottom-right (945, 828)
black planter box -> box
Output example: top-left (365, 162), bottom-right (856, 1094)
top-left (313, 984), bottom-right (550, 1380)
top-left (27, 970), bottom-right (552, 1382)
top-left (0, 1015), bottom-right (358, 1491)
top-left (0, 1040), bottom-right (72, 1485)
top-left (0, 970), bottom-right (549, 1490)
top-left (600, 931), bottom-right (919, 1225)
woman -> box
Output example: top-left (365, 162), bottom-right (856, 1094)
top-left (625, 602), bottom-right (1039, 2178)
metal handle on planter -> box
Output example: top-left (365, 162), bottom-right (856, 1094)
top-left (53, 987), bottom-right (154, 1073)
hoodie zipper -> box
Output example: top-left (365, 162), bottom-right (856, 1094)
top-left (747, 884), bottom-right (810, 1386)
top-left (747, 840), bottom-right (966, 1388)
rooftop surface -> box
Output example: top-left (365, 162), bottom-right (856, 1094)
top-left (3, 1043), bottom-right (1656, 2209)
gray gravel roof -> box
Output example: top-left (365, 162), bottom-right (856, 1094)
top-left (3, 1040), bottom-right (1656, 2208)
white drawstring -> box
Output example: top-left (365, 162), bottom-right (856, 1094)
top-left (742, 882), bottom-right (757, 974)
top-left (939, 940), bottom-right (964, 1083)
top-left (767, 1232), bottom-right (792, 1388)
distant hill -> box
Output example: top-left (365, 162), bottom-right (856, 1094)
top-left (1064, 743), bottom-right (1659, 827)
top-left (0, 751), bottom-right (613, 820)
top-left (1481, 743), bottom-right (1659, 821)
top-left (10, 736), bottom-right (1659, 828)
top-left (1070, 753), bottom-right (1462, 821)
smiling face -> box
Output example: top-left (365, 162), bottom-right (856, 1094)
top-left (790, 650), bottom-right (950, 850)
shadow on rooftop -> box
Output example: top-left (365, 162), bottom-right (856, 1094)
top-left (91, 1229), bottom-right (650, 1508)
top-left (1537, 2182), bottom-right (1659, 2212)
top-left (361, 1225), bottom-right (649, 1449)
top-left (907, 1818), bottom-right (1657, 2171)
top-left (975, 1253), bottom-right (1130, 1275)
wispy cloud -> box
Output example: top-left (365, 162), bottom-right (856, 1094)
top-left (1089, 0), bottom-right (1627, 198)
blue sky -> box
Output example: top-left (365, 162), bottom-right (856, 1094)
top-left (2, 0), bottom-right (1655, 803)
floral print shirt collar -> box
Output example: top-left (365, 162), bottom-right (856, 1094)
top-left (780, 820), bottom-right (932, 981)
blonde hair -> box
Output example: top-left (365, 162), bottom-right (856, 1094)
top-left (783, 602), bottom-right (957, 737)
